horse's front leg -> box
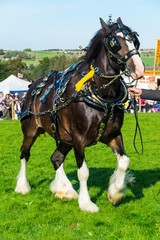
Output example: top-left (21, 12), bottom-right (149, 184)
top-left (15, 123), bottom-right (39, 194)
top-left (15, 157), bottom-right (31, 194)
top-left (107, 134), bottom-right (133, 205)
top-left (50, 142), bottom-right (78, 200)
top-left (74, 144), bottom-right (99, 212)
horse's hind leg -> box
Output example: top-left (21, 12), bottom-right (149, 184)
top-left (15, 119), bottom-right (40, 194)
top-left (50, 142), bottom-right (78, 200)
top-left (107, 134), bottom-right (133, 205)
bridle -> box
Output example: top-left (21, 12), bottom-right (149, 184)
top-left (104, 22), bottom-right (140, 74)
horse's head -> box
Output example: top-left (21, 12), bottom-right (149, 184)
top-left (99, 17), bottom-right (144, 80)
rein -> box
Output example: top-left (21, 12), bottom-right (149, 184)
top-left (133, 98), bottom-right (144, 155)
top-left (97, 69), bottom-right (129, 89)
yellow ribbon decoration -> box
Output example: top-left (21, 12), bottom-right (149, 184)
top-left (75, 65), bottom-right (95, 91)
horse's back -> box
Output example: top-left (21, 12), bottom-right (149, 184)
top-left (21, 77), bottom-right (44, 112)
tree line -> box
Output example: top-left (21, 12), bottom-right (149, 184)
top-left (0, 53), bottom-right (81, 82)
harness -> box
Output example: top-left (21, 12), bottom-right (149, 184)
top-left (21, 19), bottom-right (140, 144)
top-left (21, 62), bottom-right (128, 144)
top-left (83, 77), bottom-right (127, 112)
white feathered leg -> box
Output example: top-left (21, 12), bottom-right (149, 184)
top-left (15, 158), bottom-right (31, 194)
top-left (50, 164), bottom-right (78, 199)
top-left (78, 161), bottom-right (99, 212)
top-left (108, 154), bottom-right (130, 205)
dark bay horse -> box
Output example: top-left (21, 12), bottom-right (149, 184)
top-left (15, 17), bottom-right (144, 212)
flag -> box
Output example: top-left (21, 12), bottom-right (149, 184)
top-left (155, 39), bottom-right (160, 67)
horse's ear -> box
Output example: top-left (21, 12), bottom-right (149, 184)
top-left (99, 18), bottom-right (110, 33)
top-left (117, 17), bottom-right (123, 24)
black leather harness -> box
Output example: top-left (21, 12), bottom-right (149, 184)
top-left (20, 20), bottom-right (139, 144)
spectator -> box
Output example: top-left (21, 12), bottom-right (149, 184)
top-left (14, 98), bottom-right (21, 119)
top-left (4, 94), bottom-right (13, 118)
top-left (128, 87), bottom-right (160, 101)
top-left (1, 100), bottom-right (11, 120)
top-left (15, 92), bottom-right (20, 100)
top-left (140, 99), bottom-right (146, 113)
top-left (20, 92), bottom-right (27, 107)
top-left (0, 103), bottom-right (3, 118)
top-left (0, 93), bottom-right (4, 103)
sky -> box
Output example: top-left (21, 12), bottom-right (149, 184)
top-left (0, 0), bottom-right (159, 51)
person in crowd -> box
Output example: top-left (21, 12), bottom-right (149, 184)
top-left (20, 92), bottom-right (27, 107)
top-left (0, 102), bottom-right (3, 118)
top-left (14, 98), bottom-right (21, 119)
top-left (14, 92), bottom-right (20, 100)
top-left (21, 92), bottom-right (27, 100)
top-left (5, 93), bottom-right (13, 117)
top-left (140, 98), bottom-right (146, 113)
top-left (1, 99), bottom-right (11, 120)
top-left (0, 93), bottom-right (4, 103)
top-left (128, 87), bottom-right (160, 101)
top-left (5, 93), bottom-right (13, 104)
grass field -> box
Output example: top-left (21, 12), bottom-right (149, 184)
top-left (26, 50), bottom-right (61, 59)
top-left (141, 56), bottom-right (154, 67)
top-left (0, 113), bottom-right (160, 240)
top-left (22, 51), bottom-right (65, 66)
top-left (21, 50), bottom-right (157, 68)
top-left (22, 50), bottom-right (82, 67)
top-left (140, 52), bottom-right (155, 67)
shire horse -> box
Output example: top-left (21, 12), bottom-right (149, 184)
top-left (15, 17), bottom-right (144, 212)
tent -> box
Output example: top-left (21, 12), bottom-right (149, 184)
top-left (0, 75), bottom-right (30, 95)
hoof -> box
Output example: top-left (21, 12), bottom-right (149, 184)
top-left (50, 180), bottom-right (78, 200)
top-left (108, 191), bottom-right (124, 205)
top-left (15, 180), bottom-right (31, 195)
top-left (55, 189), bottom-right (78, 200)
top-left (79, 201), bottom-right (99, 212)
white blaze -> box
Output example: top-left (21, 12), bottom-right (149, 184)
top-left (117, 32), bottom-right (144, 79)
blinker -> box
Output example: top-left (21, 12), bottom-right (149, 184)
top-left (107, 35), bottom-right (121, 53)
top-left (123, 30), bottom-right (140, 50)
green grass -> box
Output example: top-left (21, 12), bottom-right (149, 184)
top-left (0, 113), bottom-right (160, 240)
top-left (22, 51), bottom-right (65, 66)
top-left (22, 50), bottom-right (80, 67)
top-left (22, 50), bottom-right (157, 67)
top-left (141, 57), bottom-right (155, 67)
top-left (26, 50), bottom-right (60, 59)
top-left (34, 50), bottom-right (58, 58)
top-left (22, 59), bottom-right (40, 66)
top-left (140, 52), bottom-right (155, 67)
top-left (141, 55), bottom-right (155, 67)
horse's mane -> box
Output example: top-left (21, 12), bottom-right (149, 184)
top-left (84, 22), bottom-right (133, 63)
top-left (84, 29), bottom-right (105, 62)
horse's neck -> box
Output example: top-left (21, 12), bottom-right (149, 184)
top-left (93, 52), bottom-right (120, 98)
top-left (94, 50), bottom-right (119, 76)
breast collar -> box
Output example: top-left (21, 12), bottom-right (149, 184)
top-left (82, 77), bottom-right (128, 112)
